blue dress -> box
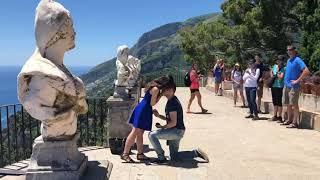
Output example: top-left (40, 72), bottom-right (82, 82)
top-left (129, 91), bottom-right (153, 131)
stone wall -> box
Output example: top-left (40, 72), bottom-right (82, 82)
top-left (206, 77), bottom-right (320, 131)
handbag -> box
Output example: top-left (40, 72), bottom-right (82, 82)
top-left (267, 66), bottom-right (283, 88)
top-left (267, 76), bottom-right (277, 88)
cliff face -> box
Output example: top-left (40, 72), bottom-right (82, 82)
top-left (81, 13), bottom-right (221, 97)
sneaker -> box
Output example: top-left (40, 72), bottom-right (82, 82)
top-left (196, 148), bottom-right (209, 163)
top-left (152, 158), bottom-right (167, 164)
top-left (269, 116), bottom-right (278, 121)
top-left (276, 116), bottom-right (283, 123)
top-left (201, 108), bottom-right (208, 113)
top-left (245, 114), bottom-right (254, 118)
top-left (252, 115), bottom-right (260, 120)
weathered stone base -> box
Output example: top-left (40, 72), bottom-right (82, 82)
top-left (106, 96), bottom-right (135, 139)
top-left (26, 134), bottom-right (88, 180)
top-left (113, 86), bottom-right (130, 98)
top-left (207, 84), bottom-right (320, 132)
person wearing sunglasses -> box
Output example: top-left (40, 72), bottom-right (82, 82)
top-left (281, 45), bottom-right (310, 128)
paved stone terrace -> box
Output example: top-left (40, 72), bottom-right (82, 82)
top-left (1, 87), bottom-right (320, 180)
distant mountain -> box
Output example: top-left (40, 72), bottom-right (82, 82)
top-left (81, 13), bottom-right (221, 97)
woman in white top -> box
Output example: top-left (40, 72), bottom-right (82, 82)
top-left (243, 59), bottom-right (260, 120)
top-left (231, 63), bottom-right (246, 107)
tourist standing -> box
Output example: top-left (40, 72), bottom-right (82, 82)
top-left (243, 59), bottom-right (260, 120)
top-left (281, 45), bottom-right (310, 128)
top-left (255, 54), bottom-right (268, 113)
top-left (231, 63), bottom-right (246, 107)
top-left (187, 64), bottom-right (208, 113)
top-left (150, 83), bottom-right (209, 163)
top-left (121, 75), bottom-right (175, 162)
top-left (213, 59), bottom-right (224, 96)
top-left (269, 55), bottom-right (286, 122)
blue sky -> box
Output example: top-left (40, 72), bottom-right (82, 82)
top-left (0, 0), bottom-right (223, 67)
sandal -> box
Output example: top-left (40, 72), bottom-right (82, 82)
top-left (286, 123), bottom-right (298, 129)
top-left (121, 153), bottom-right (135, 163)
top-left (137, 153), bottom-right (150, 161)
top-left (280, 121), bottom-right (292, 126)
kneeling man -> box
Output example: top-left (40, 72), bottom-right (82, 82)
top-left (149, 83), bottom-right (209, 163)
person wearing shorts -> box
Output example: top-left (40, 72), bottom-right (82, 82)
top-left (281, 45), bottom-right (310, 128)
top-left (187, 64), bottom-right (208, 113)
top-left (213, 59), bottom-right (224, 96)
top-left (231, 63), bottom-right (245, 107)
top-left (255, 54), bottom-right (268, 113)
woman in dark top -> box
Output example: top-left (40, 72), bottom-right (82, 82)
top-left (121, 75), bottom-right (176, 163)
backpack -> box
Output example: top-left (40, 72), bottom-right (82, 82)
top-left (184, 71), bottom-right (192, 87)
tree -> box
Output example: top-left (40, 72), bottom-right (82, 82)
top-left (179, 0), bottom-right (300, 73)
top-left (222, 0), bottom-right (299, 62)
top-left (294, 0), bottom-right (320, 72)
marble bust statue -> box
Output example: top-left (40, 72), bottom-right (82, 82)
top-left (127, 55), bottom-right (141, 87)
top-left (127, 55), bottom-right (137, 86)
top-left (115, 45), bottom-right (130, 87)
top-left (134, 57), bottom-right (141, 77)
top-left (17, 0), bottom-right (88, 141)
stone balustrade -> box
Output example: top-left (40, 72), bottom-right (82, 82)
top-left (206, 77), bottom-right (320, 131)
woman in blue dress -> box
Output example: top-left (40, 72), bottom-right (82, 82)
top-left (121, 75), bottom-right (175, 162)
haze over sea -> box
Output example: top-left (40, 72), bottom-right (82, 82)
top-left (0, 66), bottom-right (91, 105)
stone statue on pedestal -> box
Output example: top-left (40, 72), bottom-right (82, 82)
top-left (114, 45), bottom-right (131, 98)
top-left (127, 55), bottom-right (139, 87)
top-left (115, 45), bottom-right (130, 87)
top-left (134, 57), bottom-right (141, 76)
top-left (17, 0), bottom-right (88, 179)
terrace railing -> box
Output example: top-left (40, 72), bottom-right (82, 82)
top-left (0, 97), bottom-right (109, 168)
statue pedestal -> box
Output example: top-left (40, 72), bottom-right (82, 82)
top-left (113, 86), bottom-right (131, 98)
top-left (26, 134), bottom-right (87, 180)
top-left (106, 96), bottom-right (137, 154)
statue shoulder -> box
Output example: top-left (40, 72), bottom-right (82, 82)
top-left (18, 56), bottom-right (68, 81)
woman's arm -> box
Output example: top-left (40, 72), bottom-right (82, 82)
top-left (249, 69), bottom-right (260, 81)
top-left (277, 68), bottom-right (284, 80)
top-left (242, 69), bottom-right (250, 81)
top-left (159, 111), bottom-right (177, 129)
top-left (213, 63), bottom-right (218, 72)
top-left (190, 70), bottom-right (199, 83)
top-left (153, 109), bottom-right (168, 121)
top-left (231, 70), bottom-right (235, 82)
top-left (150, 87), bottom-right (160, 106)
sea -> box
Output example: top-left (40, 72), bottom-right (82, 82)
top-left (0, 66), bottom-right (92, 126)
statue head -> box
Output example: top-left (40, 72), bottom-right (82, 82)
top-left (117, 45), bottom-right (129, 65)
top-left (134, 57), bottom-right (140, 65)
top-left (35, 0), bottom-right (75, 57)
top-left (127, 55), bottom-right (135, 66)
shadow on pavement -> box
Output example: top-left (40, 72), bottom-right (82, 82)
top-left (82, 160), bottom-right (112, 180)
top-left (192, 112), bottom-right (213, 115)
top-left (148, 151), bottom-right (210, 169)
top-left (257, 117), bottom-right (269, 120)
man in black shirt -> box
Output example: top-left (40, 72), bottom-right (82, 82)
top-left (255, 54), bottom-right (269, 113)
top-left (149, 84), bottom-right (209, 163)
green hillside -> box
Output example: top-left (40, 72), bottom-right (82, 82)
top-left (81, 13), bottom-right (221, 97)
